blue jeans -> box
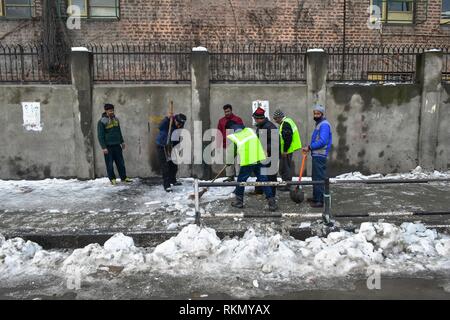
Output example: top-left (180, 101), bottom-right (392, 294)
top-left (312, 156), bottom-right (327, 203)
top-left (104, 145), bottom-right (127, 181)
top-left (234, 163), bottom-right (274, 199)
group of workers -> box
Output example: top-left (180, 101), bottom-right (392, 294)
top-left (96, 102), bottom-right (333, 211)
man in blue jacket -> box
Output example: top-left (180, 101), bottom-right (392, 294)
top-left (302, 104), bottom-right (332, 208)
top-left (156, 113), bottom-right (187, 192)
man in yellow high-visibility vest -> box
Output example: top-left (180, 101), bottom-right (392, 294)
top-left (226, 121), bottom-right (278, 211)
top-left (273, 109), bottom-right (302, 191)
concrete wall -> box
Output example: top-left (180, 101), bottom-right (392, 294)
top-left (92, 85), bottom-right (192, 178)
top-left (1, 50), bottom-right (449, 180)
top-left (326, 84), bottom-right (422, 176)
top-left (0, 86), bottom-right (78, 179)
top-left (436, 85), bottom-right (450, 171)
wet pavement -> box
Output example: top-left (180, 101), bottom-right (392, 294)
top-left (1, 272), bottom-right (450, 300)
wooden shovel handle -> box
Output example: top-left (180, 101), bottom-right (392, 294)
top-left (298, 153), bottom-right (307, 182)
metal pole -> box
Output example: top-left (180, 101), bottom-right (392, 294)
top-left (323, 178), bottom-right (332, 225)
top-left (342, 0), bottom-right (346, 80)
top-left (194, 178), bottom-right (201, 226)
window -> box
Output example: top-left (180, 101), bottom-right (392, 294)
top-left (371, 0), bottom-right (415, 24)
top-left (0, 0), bottom-right (33, 18)
top-left (442, 0), bottom-right (450, 24)
top-left (68, 0), bottom-right (119, 18)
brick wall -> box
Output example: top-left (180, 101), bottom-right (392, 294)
top-left (0, 0), bottom-right (449, 46)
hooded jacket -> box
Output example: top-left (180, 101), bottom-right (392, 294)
top-left (97, 112), bottom-right (124, 149)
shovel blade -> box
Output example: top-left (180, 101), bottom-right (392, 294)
top-left (289, 186), bottom-right (305, 203)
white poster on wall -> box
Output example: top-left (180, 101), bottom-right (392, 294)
top-left (22, 102), bottom-right (42, 132)
top-left (252, 100), bottom-right (270, 125)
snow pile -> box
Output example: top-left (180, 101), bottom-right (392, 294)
top-left (1, 222), bottom-right (450, 281)
top-left (334, 166), bottom-right (450, 181)
top-left (61, 233), bottom-right (145, 277)
top-left (0, 237), bottom-right (42, 272)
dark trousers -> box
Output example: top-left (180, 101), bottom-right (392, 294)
top-left (157, 146), bottom-right (178, 189)
top-left (312, 156), bottom-right (327, 203)
top-left (280, 153), bottom-right (294, 181)
top-left (255, 162), bottom-right (277, 196)
top-left (234, 163), bottom-right (274, 200)
top-left (104, 145), bottom-right (127, 181)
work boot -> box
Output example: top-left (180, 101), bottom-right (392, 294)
top-left (110, 179), bottom-right (117, 186)
top-left (122, 177), bottom-right (133, 183)
top-left (267, 197), bottom-right (278, 212)
top-left (231, 196), bottom-right (244, 208)
top-left (224, 176), bottom-right (235, 182)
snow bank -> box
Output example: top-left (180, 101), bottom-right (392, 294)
top-left (334, 166), bottom-right (450, 181)
top-left (2, 222), bottom-right (450, 281)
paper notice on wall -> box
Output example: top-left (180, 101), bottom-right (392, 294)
top-left (252, 100), bottom-right (269, 125)
top-left (22, 102), bottom-right (42, 132)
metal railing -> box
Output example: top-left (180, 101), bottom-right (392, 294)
top-left (325, 45), bottom-right (424, 83)
top-left (443, 48), bottom-right (450, 83)
top-left (2, 43), bottom-right (448, 84)
top-left (209, 44), bottom-right (307, 82)
top-left (192, 177), bottom-right (450, 226)
top-left (0, 43), bottom-right (71, 84)
top-left (193, 179), bottom-right (332, 226)
top-left (87, 43), bottom-right (191, 83)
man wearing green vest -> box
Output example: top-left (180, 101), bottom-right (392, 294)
top-left (226, 121), bottom-right (278, 211)
top-left (273, 109), bottom-right (302, 191)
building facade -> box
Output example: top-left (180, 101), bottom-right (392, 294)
top-left (0, 0), bottom-right (449, 46)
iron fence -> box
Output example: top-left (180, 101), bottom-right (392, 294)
top-left (209, 44), bottom-right (307, 82)
top-left (87, 43), bottom-right (191, 83)
top-left (325, 45), bottom-right (424, 83)
top-left (0, 43), bottom-right (71, 84)
top-left (1, 42), bottom-right (449, 84)
top-left (443, 48), bottom-right (450, 83)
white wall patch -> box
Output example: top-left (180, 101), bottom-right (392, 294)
top-left (22, 102), bottom-right (42, 132)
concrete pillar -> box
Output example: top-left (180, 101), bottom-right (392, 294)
top-left (416, 50), bottom-right (443, 170)
top-left (190, 48), bottom-right (211, 179)
top-left (70, 47), bottom-right (95, 179)
top-left (306, 50), bottom-right (328, 175)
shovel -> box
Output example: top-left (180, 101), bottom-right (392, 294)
top-left (188, 165), bottom-right (229, 200)
top-left (165, 100), bottom-right (174, 161)
top-left (290, 153), bottom-right (307, 203)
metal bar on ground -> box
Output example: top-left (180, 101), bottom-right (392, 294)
top-left (194, 179), bottom-right (200, 225)
top-left (323, 178), bottom-right (332, 224)
top-left (198, 180), bottom-right (325, 188)
top-left (413, 211), bottom-right (450, 216)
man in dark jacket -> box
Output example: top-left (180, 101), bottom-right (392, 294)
top-left (273, 109), bottom-right (302, 191)
top-left (97, 103), bottom-right (132, 185)
top-left (252, 107), bottom-right (278, 196)
top-left (156, 113), bottom-right (187, 192)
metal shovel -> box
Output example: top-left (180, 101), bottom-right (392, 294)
top-left (290, 153), bottom-right (307, 203)
top-left (188, 165), bottom-right (229, 200)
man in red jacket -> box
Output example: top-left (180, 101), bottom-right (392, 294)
top-left (217, 104), bottom-right (244, 182)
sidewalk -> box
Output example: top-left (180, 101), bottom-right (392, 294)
top-left (1, 176), bottom-right (450, 248)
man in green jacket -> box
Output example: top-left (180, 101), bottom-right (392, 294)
top-left (97, 103), bottom-right (132, 185)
